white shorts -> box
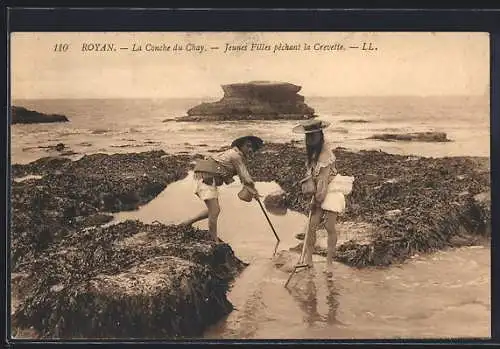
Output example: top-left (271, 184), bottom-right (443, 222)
top-left (321, 191), bottom-right (346, 213)
top-left (194, 177), bottom-right (219, 201)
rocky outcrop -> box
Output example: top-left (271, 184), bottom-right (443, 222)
top-left (369, 132), bottom-right (451, 142)
top-left (10, 151), bottom-right (247, 339)
top-left (12, 106), bottom-right (69, 124)
top-left (11, 151), bottom-right (193, 271)
top-left (247, 142), bottom-right (491, 267)
top-left (177, 81), bottom-right (315, 121)
top-left (12, 222), bottom-right (246, 339)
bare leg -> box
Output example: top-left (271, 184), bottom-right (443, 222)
top-left (303, 208), bottom-right (322, 266)
top-left (205, 199), bottom-right (221, 241)
top-left (181, 199), bottom-right (220, 241)
top-left (325, 211), bottom-right (338, 269)
top-left (180, 209), bottom-right (209, 226)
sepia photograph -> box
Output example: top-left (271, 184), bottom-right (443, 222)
top-left (9, 31), bottom-right (491, 340)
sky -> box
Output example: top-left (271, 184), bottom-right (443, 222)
top-left (10, 32), bottom-right (489, 99)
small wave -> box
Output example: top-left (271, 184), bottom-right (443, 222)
top-left (57, 131), bottom-right (79, 137)
top-left (329, 127), bottom-right (349, 134)
top-left (110, 144), bottom-right (147, 149)
top-left (377, 128), bottom-right (405, 132)
top-left (91, 129), bottom-right (110, 135)
top-left (180, 126), bottom-right (214, 132)
top-left (110, 144), bottom-right (133, 148)
top-left (340, 119), bottom-right (370, 123)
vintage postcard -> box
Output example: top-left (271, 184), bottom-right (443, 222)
top-left (9, 31), bottom-right (491, 340)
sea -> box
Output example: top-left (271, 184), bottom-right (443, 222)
top-left (10, 95), bottom-right (490, 165)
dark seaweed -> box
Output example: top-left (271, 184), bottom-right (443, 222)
top-left (249, 142), bottom-right (490, 267)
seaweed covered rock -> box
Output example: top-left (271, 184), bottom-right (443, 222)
top-left (177, 81), bottom-right (315, 121)
top-left (263, 188), bottom-right (288, 216)
top-left (12, 221), bottom-right (247, 339)
top-left (248, 143), bottom-right (310, 214)
top-left (12, 157), bottom-right (72, 178)
top-left (11, 151), bottom-right (193, 272)
top-left (10, 150), bottom-right (248, 339)
top-left (248, 142), bottom-right (490, 267)
top-left (472, 191), bottom-right (491, 236)
top-left (13, 151), bottom-right (191, 212)
top-left (78, 257), bottom-right (230, 339)
top-left (369, 132), bottom-right (451, 142)
top-left (12, 106), bottom-right (69, 124)
top-left (11, 272), bottom-right (32, 304)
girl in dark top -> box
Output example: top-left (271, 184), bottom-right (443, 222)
top-left (181, 135), bottom-right (263, 241)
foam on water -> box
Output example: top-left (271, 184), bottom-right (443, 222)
top-left (10, 96), bottom-right (490, 164)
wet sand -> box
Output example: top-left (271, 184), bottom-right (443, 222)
top-left (113, 173), bottom-right (491, 339)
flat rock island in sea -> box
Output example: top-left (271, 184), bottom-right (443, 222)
top-left (369, 132), bottom-right (451, 142)
top-left (12, 106), bottom-right (69, 124)
top-left (176, 81), bottom-right (316, 121)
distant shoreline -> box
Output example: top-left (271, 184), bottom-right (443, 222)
top-left (11, 94), bottom-right (488, 102)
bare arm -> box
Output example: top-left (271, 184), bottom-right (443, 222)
top-left (315, 165), bottom-right (330, 203)
top-left (231, 154), bottom-right (255, 187)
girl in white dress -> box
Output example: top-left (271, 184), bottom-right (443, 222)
top-left (293, 119), bottom-right (346, 273)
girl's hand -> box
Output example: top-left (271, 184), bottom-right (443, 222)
top-left (246, 185), bottom-right (261, 199)
top-left (309, 199), bottom-right (319, 212)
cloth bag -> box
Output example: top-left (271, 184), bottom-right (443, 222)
top-left (327, 174), bottom-right (355, 195)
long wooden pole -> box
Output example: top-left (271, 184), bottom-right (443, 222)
top-left (285, 208), bottom-right (313, 288)
top-left (256, 197), bottom-right (280, 242)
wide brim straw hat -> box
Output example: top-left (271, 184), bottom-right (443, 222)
top-left (231, 135), bottom-right (264, 151)
top-left (292, 119), bottom-right (331, 134)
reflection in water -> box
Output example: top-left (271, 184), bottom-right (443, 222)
top-left (324, 276), bottom-right (342, 326)
top-left (287, 271), bottom-right (323, 327)
top-left (286, 270), bottom-right (343, 328)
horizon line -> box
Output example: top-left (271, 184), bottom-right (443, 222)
top-left (12, 94), bottom-right (488, 101)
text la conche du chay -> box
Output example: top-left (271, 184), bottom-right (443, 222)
top-left (77, 41), bottom-right (372, 54)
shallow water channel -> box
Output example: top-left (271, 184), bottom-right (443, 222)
top-left (113, 172), bottom-right (491, 340)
